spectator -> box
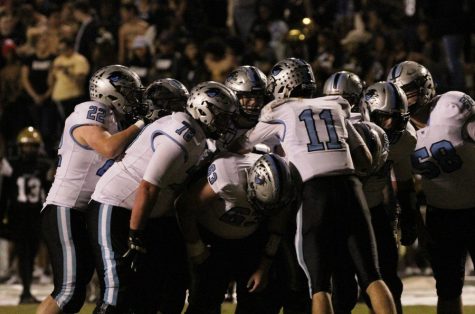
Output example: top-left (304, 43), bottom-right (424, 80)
top-left (202, 38), bottom-right (237, 83)
top-left (49, 37), bottom-right (90, 120)
top-left (0, 14), bottom-right (23, 67)
top-left (242, 27), bottom-right (276, 74)
top-left (44, 7), bottom-right (63, 55)
top-left (14, 4), bottom-right (48, 56)
top-left (422, 0), bottom-right (469, 91)
top-left (126, 35), bottom-right (152, 84)
top-left (175, 39), bottom-right (208, 89)
top-left (149, 31), bottom-right (180, 80)
top-left (118, 3), bottom-right (148, 64)
top-left (90, 27), bottom-right (117, 73)
top-left (226, 0), bottom-right (257, 42)
top-left (250, 1), bottom-right (288, 60)
top-left (0, 39), bottom-right (34, 154)
top-left (72, 0), bottom-right (98, 64)
top-left (311, 29), bottom-right (338, 89)
top-left (21, 34), bottom-right (59, 158)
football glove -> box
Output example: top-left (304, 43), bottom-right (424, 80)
top-left (122, 229), bottom-right (146, 272)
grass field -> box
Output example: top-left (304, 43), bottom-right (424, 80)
top-left (2, 304), bottom-right (475, 314)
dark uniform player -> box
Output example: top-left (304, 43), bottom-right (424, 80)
top-left (0, 127), bottom-right (52, 303)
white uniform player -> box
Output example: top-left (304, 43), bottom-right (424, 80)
top-left (409, 90), bottom-right (475, 308)
top-left (88, 81), bottom-right (239, 313)
top-left (338, 81), bottom-right (418, 313)
top-left (176, 153), bottom-right (298, 313)
top-left (199, 153), bottom-right (261, 239)
top-left (38, 65), bottom-right (145, 314)
top-left (45, 101), bottom-right (119, 210)
top-left (412, 91), bottom-right (475, 209)
top-left (232, 95), bottom-right (391, 310)
top-left (92, 112), bottom-right (206, 210)
top-left (236, 96), bottom-right (358, 181)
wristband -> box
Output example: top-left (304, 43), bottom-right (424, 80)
top-left (134, 120), bottom-right (145, 130)
top-left (186, 241), bottom-right (206, 257)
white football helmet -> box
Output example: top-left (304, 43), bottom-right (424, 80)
top-left (267, 58), bottom-right (317, 100)
top-left (323, 71), bottom-right (364, 107)
top-left (352, 121), bottom-right (389, 176)
top-left (143, 78), bottom-right (189, 121)
top-left (186, 81), bottom-right (239, 145)
top-left (225, 65), bottom-right (267, 128)
top-left (246, 154), bottom-right (300, 215)
top-left (360, 81), bottom-right (409, 144)
top-left (387, 61), bottom-right (436, 114)
top-left (89, 65), bottom-right (144, 115)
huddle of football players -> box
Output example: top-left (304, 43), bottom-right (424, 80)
top-left (32, 55), bottom-right (475, 314)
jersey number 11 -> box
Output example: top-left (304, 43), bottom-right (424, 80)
top-left (299, 109), bottom-right (342, 152)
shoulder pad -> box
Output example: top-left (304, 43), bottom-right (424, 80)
top-left (259, 99), bottom-right (293, 122)
top-left (73, 101), bottom-right (110, 125)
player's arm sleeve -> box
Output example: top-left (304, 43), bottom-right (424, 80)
top-left (346, 119), bottom-right (372, 173)
top-left (175, 176), bottom-right (219, 260)
top-left (142, 135), bottom-right (188, 188)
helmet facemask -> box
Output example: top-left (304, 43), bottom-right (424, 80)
top-left (143, 79), bottom-right (189, 121)
top-left (370, 110), bottom-right (409, 145)
top-left (204, 105), bottom-right (237, 146)
top-left (186, 81), bottom-right (239, 147)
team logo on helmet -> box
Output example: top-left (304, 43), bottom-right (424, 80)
top-left (206, 88), bottom-right (220, 98)
top-left (108, 73), bottom-right (121, 83)
top-left (271, 66), bottom-right (282, 76)
top-left (364, 89), bottom-right (379, 106)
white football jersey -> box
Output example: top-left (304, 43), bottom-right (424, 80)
top-left (412, 92), bottom-right (475, 209)
top-left (92, 112), bottom-right (206, 211)
top-left (45, 101), bottom-right (119, 210)
top-left (363, 122), bottom-right (416, 208)
top-left (238, 96), bottom-right (355, 182)
top-left (198, 153), bottom-right (262, 239)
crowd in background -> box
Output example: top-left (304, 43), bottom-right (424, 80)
top-left (0, 0), bottom-right (474, 287)
top-left (0, 0), bottom-right (474, 159)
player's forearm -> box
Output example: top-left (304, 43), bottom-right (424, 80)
top-left (100, 123), bottom-right (143, 158)
top-left (175, 198), bottom-right (202, 244)
top-left (130, 180), bottom-right (159, 230)
top-left (396, 180), bottom-right (417, 214)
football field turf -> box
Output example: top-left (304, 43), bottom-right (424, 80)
top-left (2, 304), bottom-right (475, 313)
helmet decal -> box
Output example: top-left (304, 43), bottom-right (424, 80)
top-left (206, 88), bottom-right (220, 98)
top-left (271, 66), bottom-right (282, 76)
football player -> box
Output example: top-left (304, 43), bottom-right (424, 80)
top-left (351, 81), bottom-right (417, 314)
top-left (0, 127), bottom-right (52, 304)
top-left (232, 58), bottom-right (396, 314)
top-left (224, 65), bottom-right (268, 130)
top-left (322, 70), bottom-right (364, 112)
top-left (38, 65), bottom-right (146, 314)
top-left (89, 81), bottom-right (238, 313)
top-left (176, 153), bottom-right (300, 314)
top-left (390, 61), bottom-right (475, 314)
top-left (125, 79), bottom-right (193, 314)
top-left (226, 64), bottom-right (311, 314)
